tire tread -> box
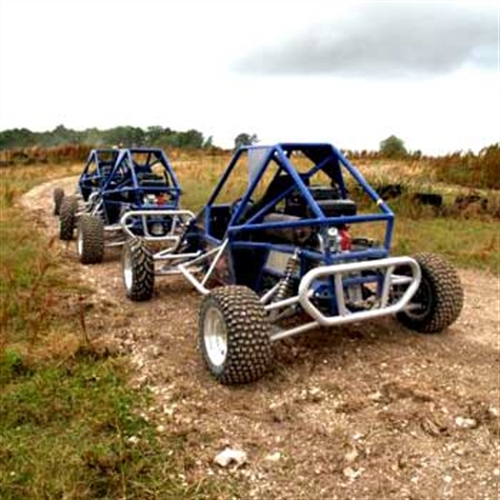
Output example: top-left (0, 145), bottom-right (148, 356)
top-left (199, 286), bottom-right (272, 384)
top-left (123, 238), bottom-right (155, 301)
top-left (397, 252), bottom-right (464, 333)
top-left (53, 188), bottom-right (65, 216)
top-left (59, 195), bottom-right (78, 241)
top-left (78, 215), bottom-right (105, 264)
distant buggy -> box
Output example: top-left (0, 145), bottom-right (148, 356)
top-left (55, 148), bottom-right (189, 264)
top-left (121, 143), bottom-right (464, 384)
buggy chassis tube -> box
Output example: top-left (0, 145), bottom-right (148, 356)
top-left (269, 256), bottom-right (421, 342)
top-left (177, 241), bottom-right (229, 295)
top-left (150, 240), bottom-right (229, 295)
top-left (120, 209), bottom-right (194, 242)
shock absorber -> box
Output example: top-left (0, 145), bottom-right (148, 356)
top-left (273, 250), bottom-right (300, 303)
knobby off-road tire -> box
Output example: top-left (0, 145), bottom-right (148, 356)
top-left (122, 238), bottom-right (155, 301)
top-left (59, 195), bottom-right (78, 241)
top-left (397, 252), bottom-right (464, 333)
top-left (199, 286), bottom-right (273, 385)
top-left (53, 188), bottom-right (65, 216)
top-left (77, 215), bottom-right (105, 264)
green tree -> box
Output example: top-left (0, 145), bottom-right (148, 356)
top-left (0, 128), bottom-right (36, 148)
top-left (0, 125), bottom-right (209, 150)
top-left (104, 126), bottom-right (145, 147)
top-left (145, 126), bottom-right (165, 146)
top-left (203, 135), bottom-right (214, 149)
top-left (379, 135), bottom-right (407, 158)
top-left (81, 127), bottom-right (105, 147)
top-left (234, 133), bottom-right (258, 149)
top-left (177, 129), bottom-right (204, 149)
top-left (52, 124), bottom-right (77, 144)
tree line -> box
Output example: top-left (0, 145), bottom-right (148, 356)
top-left (0, 126), bottom-right (411, 155)
top-left (0, 125), bottom-right (216, 150)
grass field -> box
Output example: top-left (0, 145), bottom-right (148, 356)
top-left (0, 154), bottom-right (498, 498)
top-left (0, 164), bottom-right (236, 500)
top-left (173, 153), bottom-right (499, 273)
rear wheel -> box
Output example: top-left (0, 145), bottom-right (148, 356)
top-left (59, 195), bottom-right (78, 241)
top-left (77, 215), bottom-right (105, 264)
top-left (396, 253), bottom-right (464, 333)
top-left (122, 238), bottom-right (155, 301)
top-left (53, 188), bottom-right (65, 216)
top-left (199, 286), bottom-right (272, 384)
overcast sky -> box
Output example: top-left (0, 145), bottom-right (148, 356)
top-left (0, 0), bottom-right (498, 153)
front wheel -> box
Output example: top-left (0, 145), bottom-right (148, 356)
top-left (77, 215), bottom-right (104, 264)
top-left (59, 195), bottom-right (78, 241)
top-left (53, 188), bottom-right (65, 216)
top-left (396, 253), bottom-right (464, 333)
top-left (122, 238), bottom-right (155, 301)
top-left (199, 286), bottom-right (272, 384)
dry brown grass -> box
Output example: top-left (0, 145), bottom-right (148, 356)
top-left (429, 144), bottom-right (500, 190)
top-left (0, 161), bottom-right (239, 500)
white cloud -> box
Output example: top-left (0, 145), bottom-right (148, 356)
top-left (236, 2), bottom-right (498, 77)
top-left (0, 0), bottom-right (498, 153)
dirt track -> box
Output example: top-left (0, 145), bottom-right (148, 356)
top-left (22, 177), bottom-right (500, 500)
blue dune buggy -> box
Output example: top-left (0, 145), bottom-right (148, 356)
top-left (53, 148), bottom-right (118, 217)
top-left (56, 148), bottom-right (118, 234)
top-left (57, 148), bottom-right (191, 264)
top-left (121, 143), bottom-right (464, 384)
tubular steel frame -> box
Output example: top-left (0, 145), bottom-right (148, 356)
top-left (126, 143), bottom-right (422, 341)
top-left (75, 148), bottom-right (183, 249)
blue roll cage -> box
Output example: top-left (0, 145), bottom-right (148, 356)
top-left (198, 143), bottom-right (395, 298)
top-left (78, 148), bottom-right (121, 198)
top-left (78, 147), bottom-right (182, 223)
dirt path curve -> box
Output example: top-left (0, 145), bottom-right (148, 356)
top-left (21, 177), bottom-right (500, 500)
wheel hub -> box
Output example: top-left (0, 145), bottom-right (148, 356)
top-left (203, 306), bottom-right (228, 367)
top-left (404, 278), bottom-right (433, 320)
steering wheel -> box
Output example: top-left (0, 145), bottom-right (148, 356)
top-left (230, 197), bottom-right (255, 220)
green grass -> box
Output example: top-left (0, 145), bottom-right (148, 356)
top-left (393, 217), bottom-right (499, 273)
top-left (352, 214), bottom-right (499, 274)
top-left (0, 356), bottom-right (225, 500)
top-left (175, 156), bottom-right (500, 274)
top-left (0, 164), bottom-right (236, 500)
top-left (0, 164), bottom-right (81, 344)
top-left (0, 159), bottom-right (498, 499)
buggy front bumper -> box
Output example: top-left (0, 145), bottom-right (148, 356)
top-left (120, 209), bottom-right (194, 242)
top-left (265, 256), bottom-right (421, 341)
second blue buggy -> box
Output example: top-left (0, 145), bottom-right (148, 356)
top-left (56, 148), bottom-right (191, 264)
